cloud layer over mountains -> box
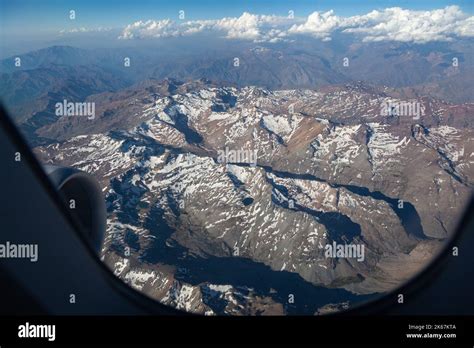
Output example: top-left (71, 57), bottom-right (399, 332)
top-left (116, 6), bottom-right (474, 43)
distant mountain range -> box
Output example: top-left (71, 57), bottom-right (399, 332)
top-left (1, 39), bottom-right (473, 135)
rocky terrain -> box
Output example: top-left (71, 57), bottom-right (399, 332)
top-left (34, 80), bottom-right (474, 315)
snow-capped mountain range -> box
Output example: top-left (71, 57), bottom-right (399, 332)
top-left (35, 80), bottom-right (474, 315)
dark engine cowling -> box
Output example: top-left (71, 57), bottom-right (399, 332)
top-left (43, 165), bottom-right (106, 253)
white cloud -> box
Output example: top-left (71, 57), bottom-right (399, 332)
top-left (454, 15), bottom-right (474, 37)
top-left (119, 12), bottom-right (298, 42)
top-left (341, 6), bottom-right (473, 43)
top-left (213, 12), bottom-right (294, 41)
top-left (118, 6), bottom-right (474, 43)
top-left (288, 10), bottom-right (342, 40)
top-left (59, 27), bottom-right (111, 35)
top-left (214, 12), bottom-right (262, 40)
top-left (119, 19), bottom-right (179, 39)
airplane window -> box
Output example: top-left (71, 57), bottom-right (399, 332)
top-left (1, 0), bottom-right (473, 315)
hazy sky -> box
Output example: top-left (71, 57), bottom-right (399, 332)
top-left (1, 0), bottom-right (473, 57)
top-left (2, 0), bottom-right (472, 34)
